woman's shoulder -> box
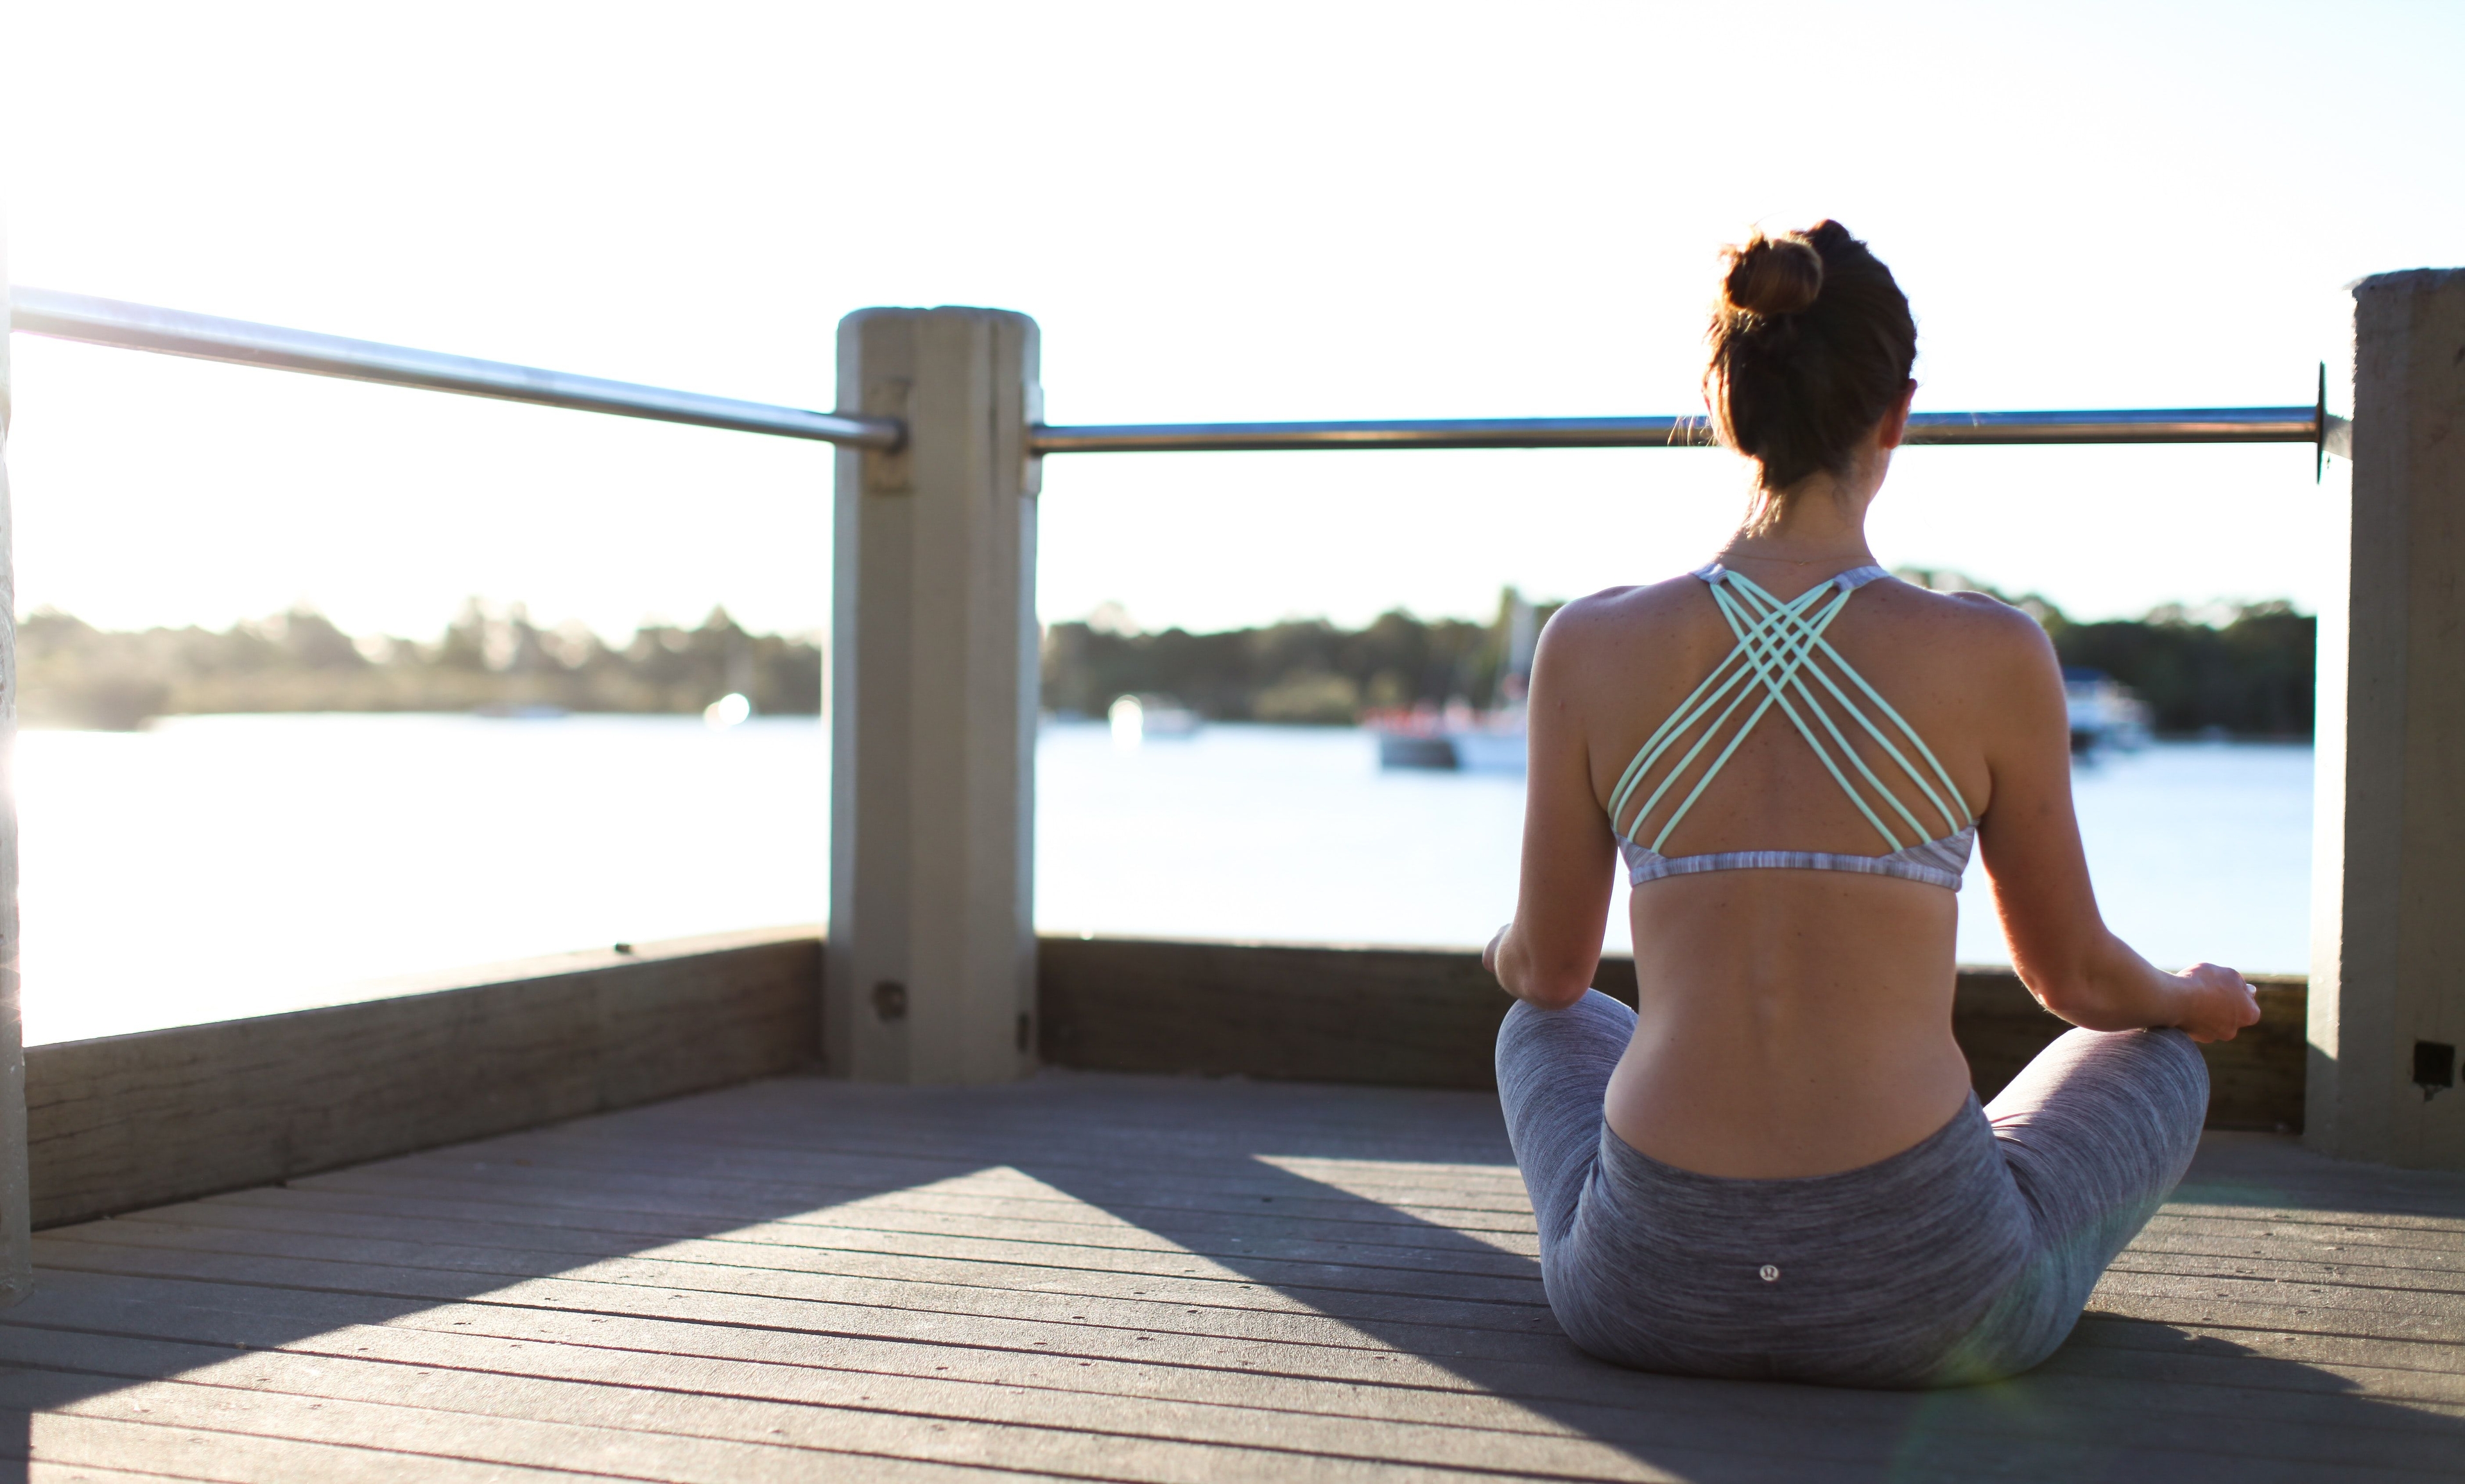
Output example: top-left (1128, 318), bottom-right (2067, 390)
top-left (1550, 573), bottom-right (1706, 625)
top-left (1535, 576), bottom-right (1706, 658)
top-left (1868, 576), bottom-right (2054, 657)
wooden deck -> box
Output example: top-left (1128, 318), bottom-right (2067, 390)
top-left (4, 1071), bottom-right (2462, 1483)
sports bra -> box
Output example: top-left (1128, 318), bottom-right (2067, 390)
top-left (1608, 563), bottom-right (1977, 892)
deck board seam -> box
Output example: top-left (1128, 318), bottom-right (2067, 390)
top-left (2106, 1262), bottom-right (2465, 1296)
top-left (381, 1134), bottom-right (1530, 1194)
top-left (0, 1366), bottom-right (1762, 1484)
top-left (272, 1182), bottom-right (1545, 1238)
top-left (9, 1348), bottom-right (1914, 1473)
top-left (322, 1159), bottom-right (1544, 1221)
top-left (29, 1239), bottom-right (1564, 1335)
top-left (92, 1211), bottom-right (1558, 1298)
top-left (282, 1178), bottom-right (1547, 1244)
top-left (21, 1311), bottom-right (2465, 1426)
top-left (32, 1243), bottom-right (2465, 1360)
top-left (3, 1402), bottom-right (689, 1483)
top-left (20, 1351), bottom-right (2465, 1481)
top-left (62, 1243), bottom-right (2458, 1356)
top-left (18, 1260), bottom-right (1568, 1365)
top-left (18, 1334), bottom-right (2465, 1474)
top-left (21, 1298), bottom-right (2465, 1437)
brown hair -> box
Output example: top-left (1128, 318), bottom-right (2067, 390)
top-left (1705, 221), bottom-right (1916, 510)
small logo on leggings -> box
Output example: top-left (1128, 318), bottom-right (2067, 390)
top-left (1758, 1264), bottom-right (1780, 1282)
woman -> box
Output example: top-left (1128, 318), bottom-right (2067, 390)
top-left (1483, 220), bottom-right (2260, 1388)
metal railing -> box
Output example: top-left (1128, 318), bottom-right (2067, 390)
top-left (8, 288), bottom-right (903, 449)
top-left (9, 287), bottom-right (2352, 463)
top-left (1030, 407), bottom-right (2327, 453)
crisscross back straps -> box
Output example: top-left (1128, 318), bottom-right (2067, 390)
top-left (1607, 565), bottom-right (1975, 854)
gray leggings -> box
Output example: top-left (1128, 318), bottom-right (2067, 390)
top-left (1497, 991), bottom-right (2207, 1388)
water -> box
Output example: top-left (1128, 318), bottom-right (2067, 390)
top-left (17, 714), bottom-right (828, 1046)
top-left (15, 715), bottom-right (2313, 1046)
top-left (1040, 723), bottom-right (2316, 974)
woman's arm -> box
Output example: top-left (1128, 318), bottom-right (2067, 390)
top-left (1973, 605), bottom-right (2260, 1042)
top-left (1484, 601), bottom-right (1620, 1009)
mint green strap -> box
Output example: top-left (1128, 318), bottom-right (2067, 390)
top-left (1675, 580), bottom-right (1903, 851)
top-left (1613, 567), bottom-right (1976, 852)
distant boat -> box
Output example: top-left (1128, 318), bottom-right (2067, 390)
top-left (1109, 693), bottom-right (1201, 747)
top-left (2063, 668), bottom-right (2152, 755)
top-left (1372, 589), bottom-right (1537, 773)
top-left (1372, 703), bottom-right (1527, 772)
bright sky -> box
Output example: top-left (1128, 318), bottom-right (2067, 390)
top-left (6, 1), bottom-right (2460, 641)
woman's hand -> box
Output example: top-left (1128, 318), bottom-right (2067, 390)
top-left (2169, 962), bottom-right (2262, 1044)
top-left (1483, 923), bottom-right (1510, 984)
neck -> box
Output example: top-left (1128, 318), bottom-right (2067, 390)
top-left (1720, 467), bottom-right (1880, 569)
top-left (1718, 518), bottom-right (1876, 571)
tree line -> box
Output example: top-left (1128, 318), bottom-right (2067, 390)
top-left (17, 574), bottom-right (2319, 739)
top-left (1042, 600), bottom-right (1553, 727)
top-left (19, 602), bottom-right (823, 730)
top-left (1044, 578), bottom-right (2317, 738)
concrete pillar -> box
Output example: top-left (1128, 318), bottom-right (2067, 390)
top-left (826, 307), bottom-right (1041, 1083)
top-left (2308, 267), bottom-right (2465, 1168)
top-left (0, 229), bottom-right (30, 1300)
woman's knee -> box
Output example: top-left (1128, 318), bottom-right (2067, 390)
top-left (1496, 988), bottom-right (1634, 1061)
top-left (2084, 1026), bottom-right (2210, 1134)
top-left (2020, 1026), bottom-right (2209, 1112)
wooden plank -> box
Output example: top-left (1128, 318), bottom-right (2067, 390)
top-left (2061, 1315), bottom-right (2465, 1379)
top-left (2126, 1236), bottom-right (2465, 1284)
top-left (1035, 936), bottom-right (2309, 1130)
top-left (0, 1325), bottom-right (1788, 1483)
top-left (41, 1215), bottom-right (1554, 1339)
top-left (292, 1161), bottom-right (1546, 1242)
top-left (4, 1368), bottom-right (1051, 1484)
top-left (2091, 1266), bottom-right (2465, 1327)
top-left (2164, 1204), bottom-right (2465, 1236)
top-left (378, 1105), bottom-right (1535, 1202)
top-left (26, 1228), bottom-right (1575, 1363)
top-left (28, 1220), bottom-right (2465, 1437)
top-left (155, 1191), bottom-right (2465, 1343)
top-left (189, 1184), bottom-right (1548, 1278)
top-left (17, 1062), bottom-right (2465, 1483)
top-left (1037, 937), bottom-right (1518, 1092)
top-left (335, 1148), bottom-right (1538, 1232)
top-left (353, 1136), bottom-right (1543, 1225)
top-left (12, 1304), bottom-right (2462, 1482)
top-left (0, 1262), bottom-right (2425, 1479)
top-left (422, 1152), bottom-right (1528, 1240)
top-left (107, 1197), bottom-right (1549, 1307)
top-left (13, 1404), bottom-right (605, 1483)
top-left (16, 1462), bottom-right (222, 1484)
top-left (22, 1248), bottom-right (2465, 1480)
top-left (1, 1269), bottom-right (1747, 1433)
top-left (2111, 1246), bottom-right (2465, 1293)
top-left (182, 1183), bottom-right (2465, 1331)
top-left (16, 1282), bottom-right (2464, 1482)
top-left (19, 1275), bottom-right (2465, 1453)
top-left (44, 1216), bottom-right (2465, 1390)
top-left (26, 927), bottom-right (821, 1229)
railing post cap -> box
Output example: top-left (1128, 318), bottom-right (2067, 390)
top-left (2346, 266), bottom-right (2465, 298)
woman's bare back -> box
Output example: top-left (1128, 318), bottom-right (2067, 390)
top-left (1541, 564), bottom-right (2050, 1175)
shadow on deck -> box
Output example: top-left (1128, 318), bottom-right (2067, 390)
top-left (4, 1071), bottom-right (2463, 1481)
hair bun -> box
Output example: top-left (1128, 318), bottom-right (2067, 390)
top-left (1722, 232), bottom-right (1824, 318)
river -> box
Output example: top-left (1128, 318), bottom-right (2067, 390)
top-left (17, 714), bottom-right (2314, 1045)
